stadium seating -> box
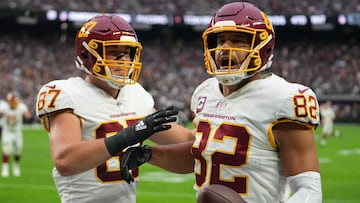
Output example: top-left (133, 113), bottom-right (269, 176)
top-left (0, 0), bottom-right (359, 123)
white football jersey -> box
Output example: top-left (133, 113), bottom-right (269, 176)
top-left (0, 101), bottom-right (28, 135)
top-left (190, 73), bottom-right (320, 203)
top-left (36, 77), bottom-right (154, 203)
top-left (320, 105), bottom-right (335, 135)
top-left (0, 100), bottom-right (7, 127)
top-left (320, 106), bottom-right (335, 125)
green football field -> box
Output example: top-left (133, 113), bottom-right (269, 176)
top-left (0, 123), bottom-right (359, 203)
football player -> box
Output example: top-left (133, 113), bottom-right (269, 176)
top-left (320, 101), bottom-right (338, 146)
top-left (121, 2), bottom-right (322, 203)
top-left (35, 14), bottom-right (193, 203)
top-left (0, 98), bottom-right (5, 139)
top-left (1, 92), bottom-right (32, 177)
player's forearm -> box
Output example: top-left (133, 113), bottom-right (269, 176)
top-left (149, 141), bottom-right (194, 174)
top-left (285, 171), bottom-right (322, 203)
top-left (51, 139), bottom-right (111, 176)
top-left (150, 123), bottom-right (195, 145)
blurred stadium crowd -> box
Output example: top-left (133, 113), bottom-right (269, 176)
top-left (0, 0), bottom-right (360, 123)
top-left (1, 0), bottom-right (360, 15)
top-left (1, 32), bottom-right (359, 123)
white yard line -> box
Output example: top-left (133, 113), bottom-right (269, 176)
top-left (140, 171), bottom-right (194, 183)
top-left (0, 182), bottom-right (55, 191)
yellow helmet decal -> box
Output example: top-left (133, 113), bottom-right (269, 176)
top-left (78, 21), bottom-right (97, 38)
top-left (260, 11), bottom-right (273, 32)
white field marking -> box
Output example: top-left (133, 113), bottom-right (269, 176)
top-left (338, 148), bottom-right (360, 156)
top-left (320, 148), bottom-right (360, 163)
top-left (140, 171), bottom-right (194, 183)
top-left (323, 199), bottom-right (360, 203)
top-left (0, 182), bottom-right (55, 191)
top-left (319, 157), bottom-right (332, 163)
top-left (0, 182), bottom-right (196, 199)
top-left (0, 171), bottom-right (192, 191)
top-left (137, 190), bottom-right (195, 198)
top-left (0, 183), bottom-right (196, 199)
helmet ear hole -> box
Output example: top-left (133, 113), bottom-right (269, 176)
top-left (80, 52), bottom-right (88, 59)
top-left (265, 47), bottom-right (272, 54)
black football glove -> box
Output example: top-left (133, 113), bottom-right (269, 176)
top-left (104, 106), bottom-right (178, 156)
top-left (120, 145), bottom-right (152, 184)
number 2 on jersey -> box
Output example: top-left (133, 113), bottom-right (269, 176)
top-left (192, 121), bottom-right (250, 194)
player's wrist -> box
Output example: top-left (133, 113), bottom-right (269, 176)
top-left (104, 127), bottom-right (134, 156)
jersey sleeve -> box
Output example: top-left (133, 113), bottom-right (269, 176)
top-left (35, 81), bottom-right (74, 118)
top-left (276, 86), bottom-right (320, 128)
top-left (190, 78), bottom-right (213, 114)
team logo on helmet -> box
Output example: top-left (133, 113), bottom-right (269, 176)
top-left (260, 12), bottom-right (274, 32)
top-left (78, 21), bottom-right (97, 38)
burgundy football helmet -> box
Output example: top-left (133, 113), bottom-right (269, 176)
top-left (203, 2), bottom-right (275, 85)
top-left (6, 92), bottom-right (20, 109)
top-left (75, 14), bottom-right (143, 88)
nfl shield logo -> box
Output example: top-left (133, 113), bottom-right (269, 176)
top-left (216, 99), bottom-right (228, 111)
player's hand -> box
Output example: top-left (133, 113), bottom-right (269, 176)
top-left (104, 106), bottom-right (178, 156)
top-left (120, 145), bottom-right (152, 184)
top-left (139, 105), bottom-right (178, 134)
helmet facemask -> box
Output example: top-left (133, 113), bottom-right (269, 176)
top-left (203, 1), bottom-right (275, 86)
top-left (203, 25), bottom-right (272, 86)
top-left (76, 39), bottom-right (142, 89)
